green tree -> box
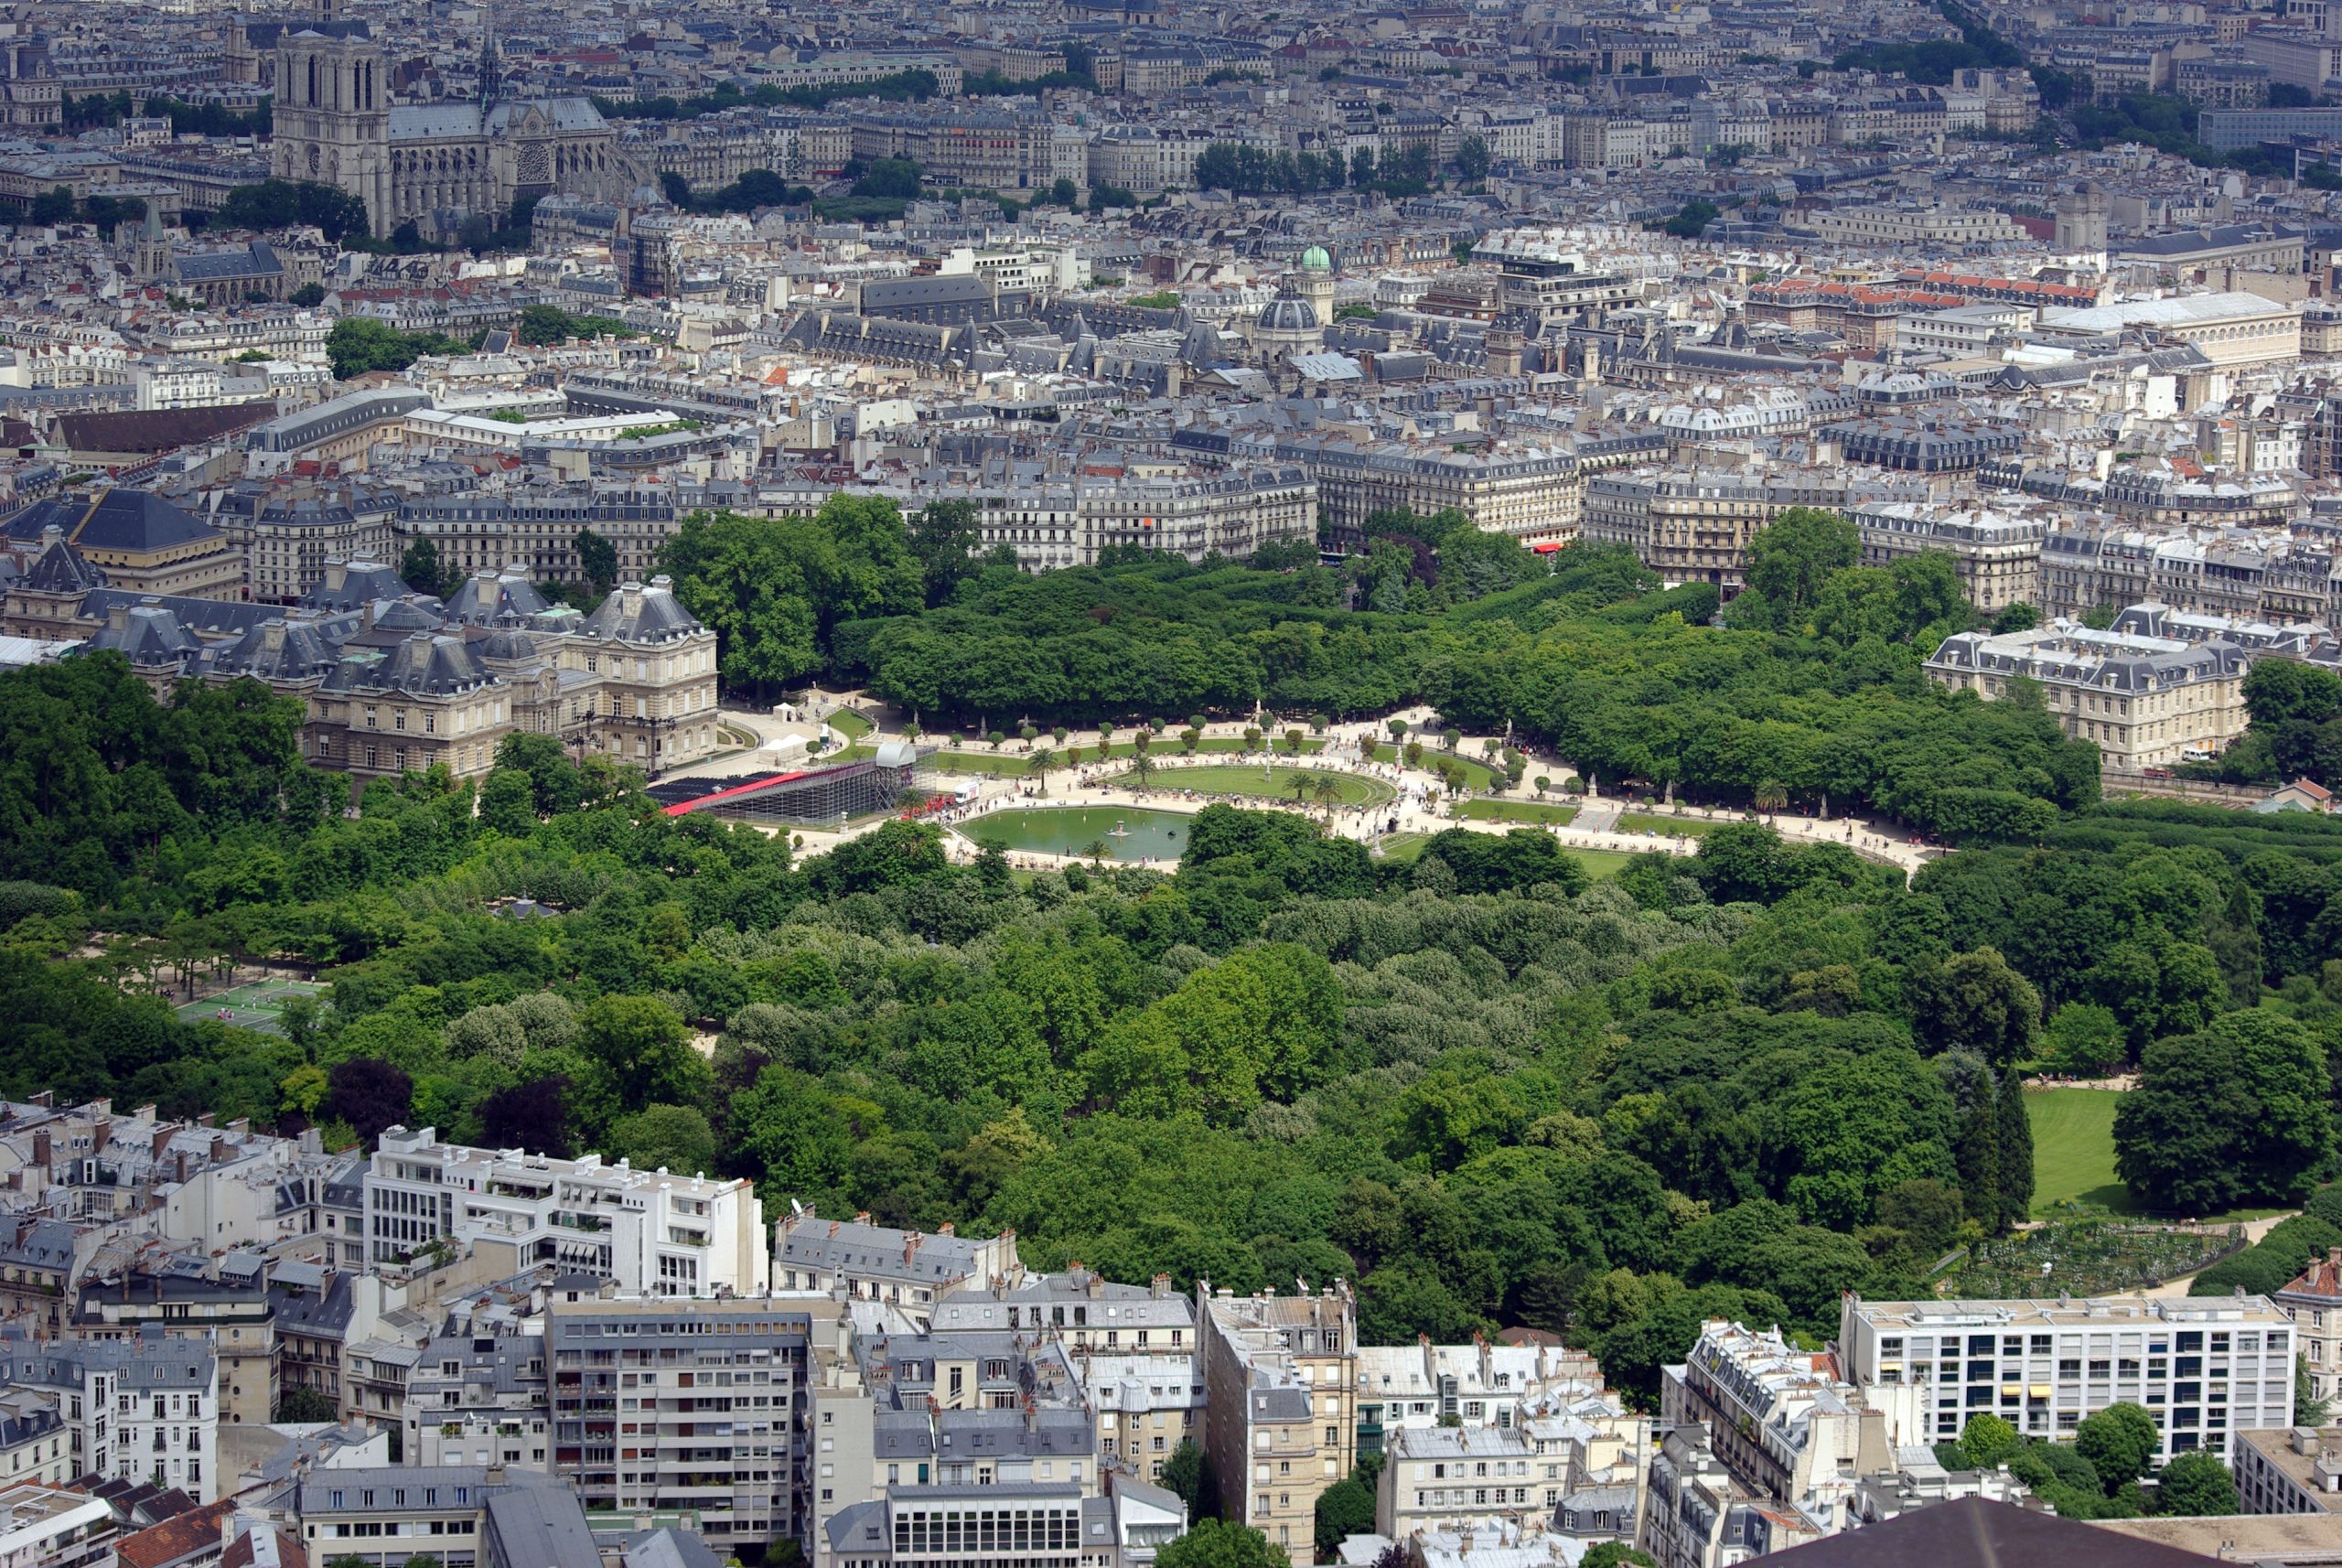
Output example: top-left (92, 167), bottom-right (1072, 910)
top-left (274, 1386), bottom-right (338, 1423)
top-left (2154, 1448), bottom-right (2238, 1515)
top-left (910, 499), bottom-right (983, 607)
top-left (1454, 134), bottom-right (1491, 183)
top-left (29, 185), bottom-right (75, 225)
top-left (328, 316), bottom-right (422, 379)
top-left (288, 282), bottom-right (327, 307)
top-left (1727, 509), bottom-right (1860, 630)
top-left (576, 994), bottom-right (708, 1122)
top-left (1659, 198), bottom-right (1718, 239)
top-left (2075, 1402), bottom-right (2160, 1489)
top-left (1957, 1412), bottom-right (2019, 1467)
top-left (1909, 948), bottom-right (2040, 1065)
top-left (659, 170), bottom-right (693, 209)
top-left (2115, 1011), bottom-right (2334, 1213)
top-left (2044, 1002), bottom-right (2126, 1075)
top-left (1314, 1477), bottom-right (1375, 1557)
top-left (1581, 1550), bottom-right (1657, 1568)
top-left (1155, 1519), bottom-right (1285, 1568)
top-left (400, 537), bottom-right (448, 598)
top-left (1160, 1438), bottom-right (1208, 1514)
top-left (607, 1103), bottom-right (717, 1176)
top-left (574, 527), bottom-right (618, 596)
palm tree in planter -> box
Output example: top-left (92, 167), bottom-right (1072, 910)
top-left (1026, 748), bottom-right (1056, 795)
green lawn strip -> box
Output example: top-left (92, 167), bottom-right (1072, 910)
top-left (1616, 811), bottom-right (1714, 836)
top-left (1456, 799), bottom-right (1579, 826)
top-left (1144, 764), bottom-right (1391, 807)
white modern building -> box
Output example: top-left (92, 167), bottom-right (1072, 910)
top-left (1837, 1294), bottom-right (2295, 1463)
top-left (364, 1127), bottom-right (769, 1297)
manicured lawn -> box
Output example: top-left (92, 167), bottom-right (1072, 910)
top-left (1422, 751), bottom-right (1502, 789)
top-left (1457, 799), bottom-right (1579, 826)
top-left (1146, 764), bottom-right (1392, 808)
top-left (828, 709), bottom-right (873, 739)
top-left (1616, 812), bottom-right (1714, 836)
top-left (927, 751), bottom-right (1035, 777)
top-left (1378, 832), bottom-right (1430, 863)
top-left (2026, 1088), bottom-right (2135, 1217)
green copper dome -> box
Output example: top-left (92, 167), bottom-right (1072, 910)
top-left (1300, 245), bottom-right (1332, 271)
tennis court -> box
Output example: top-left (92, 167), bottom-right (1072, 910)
top-left (177, 979), bottom-right (321, 1036)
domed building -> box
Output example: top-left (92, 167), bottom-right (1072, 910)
top-left (1295, 243), bottom-right (1336, 328)
top-left (1252, 294), bottom-right (1324, 355)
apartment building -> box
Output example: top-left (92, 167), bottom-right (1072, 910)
top-left (1196, 1284), bottom-right (1357, 1566)
top-left (2234, 1423), bottom-right (2342, 1514)
top-left (1376, 1424), bottom-right (1554, 1541)
top-left (2275, 1249), bottom-right (2342, 1404)
top-left (956, 468), bottom-right (1316, 573)
top-left (73, 1272), bottom-right (278, 1429)
top-left (0, 1326), bottom-right (219, 1502)
top-left (1662, 1321), bottom-right (1899, 1509)
top-left (1804, 207), bottom-right (2026, 247)
top-left (1924, 619), bottom-right (2258, 768)
top-left (293, 1461), bottom-right (598, 1568)
top-left (402, 1321), bottom-right (551, 1473)
top-left (775, 1208), bottom-right (1017, 1328)
top-left (0, 1485), bottom-right (111, 1568)
top-left (549, 1295), bottom-right (833, 1552)
top-left (0, 1390), bottom-right (69, 1489)
top-left (1850, 502), bottom-right (2046, 613)
top-left (366, 1127), bottom-right (769, 1298)
top-left (935, 1270), bottom-right (1198, 1485)
top-left (1837, 1294), bottom-right (2295, 1462)
top-left (1196, 434), bottom-right (1583, 549)
top-left (1583, 470), bottom-right (1850, 593)
top-left (1640, 1424), bottom-right (1825, 1568)
top-left (807, 1323), bottom-right (1101, 1568)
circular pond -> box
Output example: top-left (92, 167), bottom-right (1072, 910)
top-left (968, 805), bottom-right (1190, 862)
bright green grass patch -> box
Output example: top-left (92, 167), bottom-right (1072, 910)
top-left (926, 751), bottom-right (1036, 777)
top-left (1568, 849), bottom-right (1636, 880)
top-left (2026, 1088), bottom-right (2134, 1217)
top-left (1456, 800), bottom-right (1579, 826)
top-left (1145, 764), bottom-right (1392, 807)
top-left (1617, 812), bottom-right (1714, 837)
top-left (827, 709), bottom-right (873, 739)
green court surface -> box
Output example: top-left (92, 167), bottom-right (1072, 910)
top-left (1617, 812), bottom-right (1714, 836)
top-left (1144, 765), bottom-right (1393, 807)
top-left (1456, 799), bottom-right (1579, 826)
top-left (177, 980), bottom-right (321, 1036)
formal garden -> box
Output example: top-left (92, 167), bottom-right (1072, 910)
top-left (1940, 1218), bottom-right (2245, 1298)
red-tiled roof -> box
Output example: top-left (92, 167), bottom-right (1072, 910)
top-left (117, 1498), bottom-right (233, 1568)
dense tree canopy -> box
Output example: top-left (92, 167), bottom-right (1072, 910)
top-left (13, 489), bottom-right (2342, 1498)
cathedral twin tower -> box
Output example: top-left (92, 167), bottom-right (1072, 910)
top-left (271, 24), bottom-right (626, 239)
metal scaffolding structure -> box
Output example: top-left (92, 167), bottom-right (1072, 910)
top-left (648, 742), bottom-right (929, 824)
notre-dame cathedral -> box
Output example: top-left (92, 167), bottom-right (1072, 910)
top-left (270, 23), bottom-right (629, 239)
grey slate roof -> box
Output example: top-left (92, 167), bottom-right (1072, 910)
top-left (577, 575), bottom-right (701, 645)
top-left (5, 489), bottom-right (222, 553)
